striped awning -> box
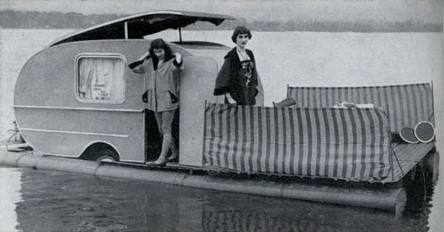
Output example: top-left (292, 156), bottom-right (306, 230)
top-left (203, 103), bottom-right (392, 181)
top-left (287, 83), bottom-right (434, 133)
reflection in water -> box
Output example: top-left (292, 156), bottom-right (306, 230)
top-left (202, 193), bottom-right (413, 232)
top-left (427, 147), bottom-right (442, 230)
top-left (428, 175), bottom-right (443, 231)
top-left (6, 153), bottom-right (438, 232)
top-left (0, 168), bottom-right (22, 232)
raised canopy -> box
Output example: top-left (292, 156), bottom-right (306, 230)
top-left (49, 11), bottom-right (235, 47)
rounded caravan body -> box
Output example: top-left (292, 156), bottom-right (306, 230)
top-left (14, 11), bottom-right (234, 166)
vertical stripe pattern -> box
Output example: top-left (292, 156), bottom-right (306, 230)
top-left (287, 83), bottom-right (434, 132)
top-left (203, 103), bottom-right (392, 181)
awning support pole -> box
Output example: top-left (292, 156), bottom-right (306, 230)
top-left (179, 27), bottom-right (182, 43)
top-left (124, 21), bottom-right (129, 39)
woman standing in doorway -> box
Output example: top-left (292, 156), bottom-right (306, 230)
top-left (130, 38), bottom-right (183, 165)
top-left (213, 26), bottom-right (264, 106)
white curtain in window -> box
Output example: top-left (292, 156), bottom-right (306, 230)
top-left (78, 57), bottom-right (125, 102)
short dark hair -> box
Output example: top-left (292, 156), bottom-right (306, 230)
top-left (149, 38), bottom-right (174, 61)
top-left (231, 26), bottom-right (252, 43)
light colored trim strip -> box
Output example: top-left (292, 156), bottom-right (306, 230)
top-left (39, 151), bottom-right (77, 158)
top-left (20, 128), bottom-right (129, 138)
top-left (13, 105), bottom-right (144, 113)
top-left (124, 21), bottom-right (129, 39)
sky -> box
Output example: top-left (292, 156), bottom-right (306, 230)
top-left (1, 0), bottom-right (442, 24)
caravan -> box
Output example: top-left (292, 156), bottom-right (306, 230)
top-left (14, 11), bottom-right (233, 166)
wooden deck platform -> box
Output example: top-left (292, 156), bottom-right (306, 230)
top-left (383, 142), bottom-right (435, 183)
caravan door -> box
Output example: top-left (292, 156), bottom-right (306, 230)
top-left (178, 56), bottom-right (219, 167)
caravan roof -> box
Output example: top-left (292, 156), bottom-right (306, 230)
top-left (49, 10), bottom-right (235, 47)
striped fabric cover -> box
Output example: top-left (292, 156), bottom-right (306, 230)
top-left (287, 83), bottom-right (434, 133)
top-left (203, 103), bottom-right (392, 181)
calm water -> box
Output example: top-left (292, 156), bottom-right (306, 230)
top-left (0, 158), bottom-right (439, 232)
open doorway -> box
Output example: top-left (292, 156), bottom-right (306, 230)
top-left (144, 109), bottom-right (180, 162)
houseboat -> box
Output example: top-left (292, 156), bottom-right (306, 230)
top-left (10, 11), bottom-right (438, 212)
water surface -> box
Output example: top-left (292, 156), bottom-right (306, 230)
top-left (0, 162), bottom-right (438, 232)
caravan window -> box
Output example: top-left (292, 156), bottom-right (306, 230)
top-left (76, 54), bottom-right (126, 103)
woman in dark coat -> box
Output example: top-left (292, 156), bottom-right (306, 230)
top-left (213, 26), bottom-right (264, 106)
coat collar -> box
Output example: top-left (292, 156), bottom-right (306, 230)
top-left (152, 57), bottom-right (173, 70)
top-left (226, 47), bottom-right (254, 61)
